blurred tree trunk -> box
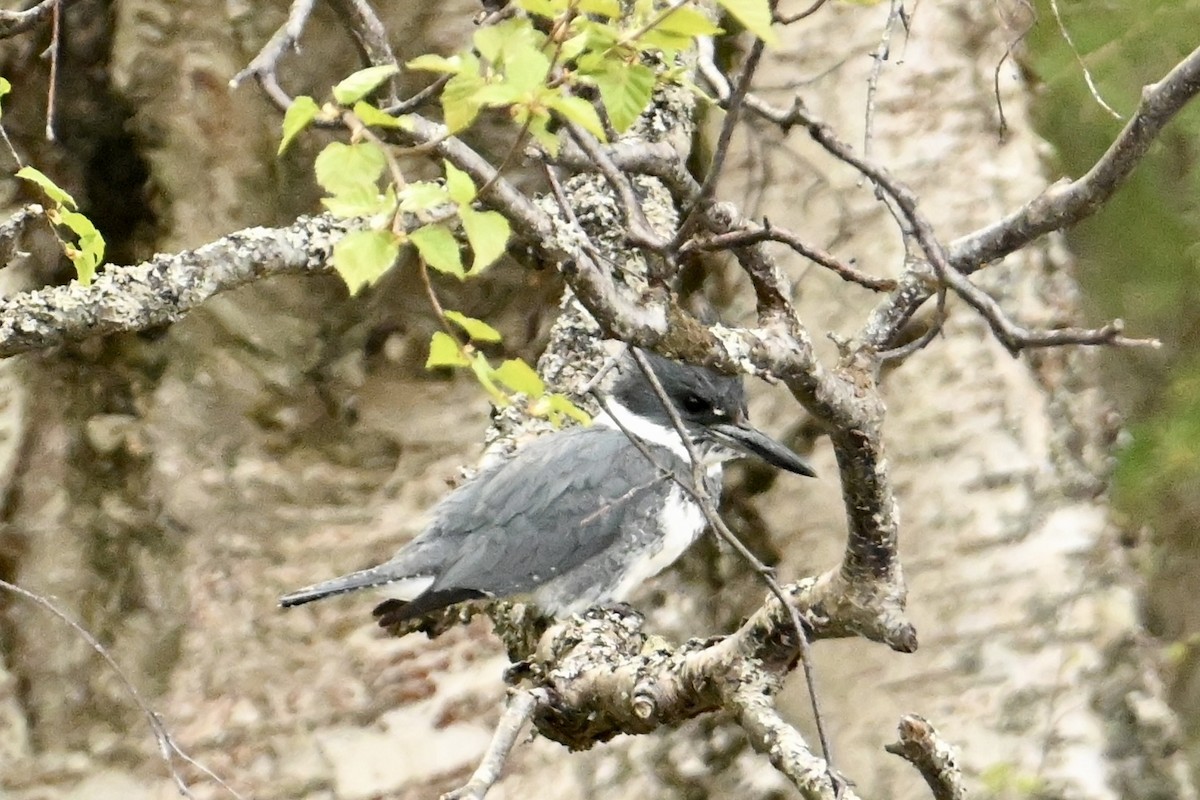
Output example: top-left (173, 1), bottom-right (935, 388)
top-left (0, 1), bottom-right (1190, 799)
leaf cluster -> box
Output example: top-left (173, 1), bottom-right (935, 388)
top-left (274, 0), bottom-right (775, 422)
top-left (0, 79), bottom-right (106, 285)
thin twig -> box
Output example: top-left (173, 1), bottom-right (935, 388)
top-left (862, 0), bottom-right (903, 161)
top-left (441, 691), bottom-right (537, 800)
top-left (776, 0), bottom-right (829, 25)
top-left (686, 222), bottom-right (896, 292)
top-left (325, 0), bottom-right (400, 105)
top-left (563, 123), bottom-right (667, 253)
top-left (0, 0), bottom-right (81, 38)
top-left (229, 0), bottom-right (317, 89)
top-left (1049, 0), bottom-right (1122, 120)
top-left (42, 0), bottom-right (60, 141)
top-left (0, 579), bottom-right (245, 800)
top-left (676, 36), bottom-right (766, 246)
top-left (577, 344), bottom-right (628, 394)
top-left (992, 0), bottom-right (1034, 140)
top-left (949, 41), bottom-right (1200, 273)
top-left (622, 0), bottom-right (690, 44)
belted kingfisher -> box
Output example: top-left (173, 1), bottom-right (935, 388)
top-left (280, 351), bottom-right (815, 626)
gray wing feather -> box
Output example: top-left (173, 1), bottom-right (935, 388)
top-left (429, 427), bottom-right (681, 598)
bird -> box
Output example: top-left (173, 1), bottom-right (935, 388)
top-left (280, 350), bottom-right (816, 627)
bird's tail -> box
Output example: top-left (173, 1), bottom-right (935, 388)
top-left (279, 566), bottom-right (434, 608)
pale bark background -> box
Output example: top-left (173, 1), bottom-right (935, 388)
top-left (0, 1), bottom-right (1190, 799)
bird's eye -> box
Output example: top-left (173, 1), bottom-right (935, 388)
top-left (681, 393), bottom-right (708, 414)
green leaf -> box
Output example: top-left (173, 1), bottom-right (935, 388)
top-left (58, 209), bottom-right (105, 285)
top-left (442, 67), bottom-right (487, 132)
top-left (578, 0), bottom-right (619, 18)
top-left (473, 17), bottom-right (547, 68)
top-left (473, 23), bottom-right (508, 66)
top-left (16, 166), bottom-right (77, 209)
top-left (469, 352), bottom-right (509, 404)
top-left (444, 161), bottom-right (476, 205)
top-left (426, 331), bottom-right (470, 368)
top-left (473, 82), bottom-right (524, 108)
top-left (517, 0), bottom-right (563, 18)
top-left (503, 42), bottom-right (552, 93)
top-left (332, 64), bottom-right (400, 105)
top-left (584, 60), bottom-right (655, 133)
top-left (637, 28), bottom-right (694, 54)
top-left (0, 76), bottom-right (11, 118)
top-left (278, 96), bottom-right (319, 155)
top-left (352, 101), bottom-right (411, 130)
top-left (656, 5), bottom-right (722, 36)
top-left (410, 223), bottom-right (464, 278)
top-left (524, 111), bottom-right (561, 156)
top-left (444, 310), bottom-right (502, 343)
top-left (460, 208), bottom-right (510, 273)
top-left (548, 94), bottom-right (607, 140)
top-left (546, 392), bottom-right (592, 425)
top-left (399, 180), bottom-right (451, 214)
top-left (715, 0), bottom-right (778, 45)
top-left (493, 358), bottom-right (545, 397)
top-left (320, 185), bottom-right (394, 218)
top-left (407, 53), bottom-right (464, 74)
top-left (332, 229), bottom-right (400, 294)
top-left (314, 141), bottom-right (386, 197)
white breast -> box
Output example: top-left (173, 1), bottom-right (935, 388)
top-left (611, 483), bottom-right (710, 602)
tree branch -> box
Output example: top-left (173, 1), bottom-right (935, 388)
top-left (885, 715), bottom-right (967, 800)
top-left (0, 213), bottom-right (352, 358)
top-left (725, 664), bottom-right (856, 800)
top-left (949, 41), bottom-right (1200, 271)
top-left (442, 691), bottom-right (536, 800)
top-left (0, 0), bottom-right (83, 38)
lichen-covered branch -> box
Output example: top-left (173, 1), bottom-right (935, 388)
top-left (885, 715), bottom-right (967, 800)
top-left (0, 214), bottom-right (352, 357)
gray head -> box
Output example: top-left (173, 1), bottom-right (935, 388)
top-left (611, 351), bottom-right (816, 477)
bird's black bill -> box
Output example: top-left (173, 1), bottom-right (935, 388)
top-left (708, 423), bottom-right (816, 477)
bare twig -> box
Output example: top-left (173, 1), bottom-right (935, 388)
top-left (229, 0), bottom-right (317, 90)
top-left (0, 579), bottom-right (244, 800)
top-left (885, 714), bottom-right (967, 800)
top-left (765, 100), bottom-right (1155, 359)
top-left (384, 74), bottom-right (451, 114)
top-left (992, 0), bottom-right (1035, 140)
top-left (676, 36), bottom-right (766, 245)
top-left (1048, 0), bottom-right (1122, 120)
top-left (685, 221), bottom-right (896, 292)
top-left (776, 0), bottom-right (829, 25)
top-left (563, 123), bottom-right (668, 253)
top-left (442, 691), bottom-right (537, 800)
top-left (42, 0), bottom-right (60, 141)
top-left (949, 42), bottom-right (1200, 273)
top-left (863, 0), bottom-right (904, 161)
top-left (0, 0), bottom-right (81, 38)
top-left (938, 268), bottom-right (1159, 355)
top-left (325, 0), bottom-right (400, 104)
